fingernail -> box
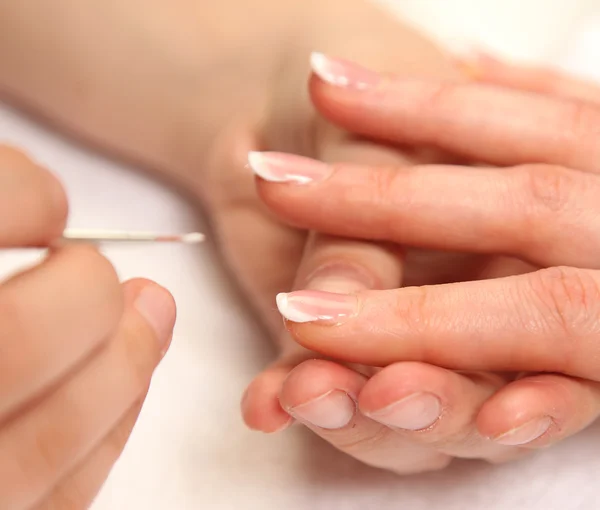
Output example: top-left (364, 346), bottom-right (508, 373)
top-left (367, 392), bottom-right (442, 431)
top-left (493, 416), bottom-right (552, 446)
top-left (305, 263), bottom-right (375, 293)
top-left (135, 285), bottom-right (176, 355)
top-left (276, 290), bottom-right (358, 324)
top-left (310, 52), bottom-right (380, 90)
top-left (248, 152), bottom-right (331, 184)
top-left (289, 390), bottom-right (355, 429)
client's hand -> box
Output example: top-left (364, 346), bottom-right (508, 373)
top-left (254, 55), bottom-right (600, 471)
top-left (0, 146), bottom-right (176, 509)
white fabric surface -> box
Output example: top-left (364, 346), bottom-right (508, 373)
top-left (1, 2), bottom-right (600, 509)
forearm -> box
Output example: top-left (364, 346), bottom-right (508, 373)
top-left (0, 0), bottom-right (310, 175)
top-left (0, 1), bottom-right (454, 189)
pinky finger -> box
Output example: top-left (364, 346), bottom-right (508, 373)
top-left (477, 374), bottom-right (600, 448)
top-left (33, 400), bottom-right (145, 510)
top-left (454, 50), bottom-right (600, 104)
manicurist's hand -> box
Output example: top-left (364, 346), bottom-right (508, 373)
top-left (0, 146), bottom-right (176, 509)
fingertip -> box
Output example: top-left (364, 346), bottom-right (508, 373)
top-left (0, 145), bottom-right (69, 246)
top-left (241, 366), bottom-right (294, 433)
top-left (476, 378), bottom-right (556, 439)
top-left (474, 375), bottom-right (592, 447)
top-left (121, 278), bottom-right (159, 303)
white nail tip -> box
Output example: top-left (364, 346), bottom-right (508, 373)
top-left (310, 52), bottom-right (349, 87)
top-left (276, 293), bottom-right (316, 323)
top-left (247, 152), bottom-right (287, 182)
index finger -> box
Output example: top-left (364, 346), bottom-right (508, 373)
top-left (276, 266), bottom-right (600, 381)
top-left (310, 53), bottom-right (600, 173)
top-left (0, 145), bottom-right (68, 246)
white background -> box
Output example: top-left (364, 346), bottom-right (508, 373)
top-left (2, 1), bottom-right (600, 509)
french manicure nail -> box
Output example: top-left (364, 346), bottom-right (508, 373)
top-left (289, 390), bottom-right (355, 429)
top-left (276, 290), bottom-right (358, 324)
top-left (367, 392), bottom-right (442, 431)
top-left (310, 52), bottom-right (381, 90)
top-left (493, 416), bottom-right (552, 446)
top-left (135, 285), bottom-right (176, 355)
top-left (248, 152), bottom-right (331, 184)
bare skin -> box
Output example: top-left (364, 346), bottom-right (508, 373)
top-left (1, 0), bottom-right (479, 482)
top-left (3, 0), bottom-right (596, 496)
top-left (257, 55), bottom-right (600, 461)
top-left (0, 146), bottom-right (176, 510)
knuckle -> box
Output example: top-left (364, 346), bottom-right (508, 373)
top-left (520, 164), bottom-right (576, 215)
top-left (363, 164), bottom-right (403, 209)
top-left (397, 286), bottom-right (434, 337)
top-left (529, 266), bottom-right (600, 337)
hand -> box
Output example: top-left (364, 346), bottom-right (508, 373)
top-left (0, 0), bottom-right (472, 461)
top-left (255, 55), bottom-right (600, 465)
top-left (0, 146), bottom-right (176, 510)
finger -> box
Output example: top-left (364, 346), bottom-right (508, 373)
top-left (478, 374), bottom-right (600, 448)
top-left (33, 401), bottom-right (144, 510)
top-left (0, 279), bottom-right (175, 510)
top-left (454, 50), bottom-right (600, 104)
top-left (243, 141), bottom-right (408, 434)
top-left (309, 53), bottom-right (600, 173)
top-left (359, 363), bottom-right (512, 459)
top-left (241, 232), bottom-right (405, 433)
top-left (0, 244), bottom-right (123, 420)
top-left (276, 266), bottom-right (600, 380)
top-left (280, 359), bottom-right (451, 475)
top-left (253, 154), bottom-right (600, 269)
top-left (0, 145), bottom-right (68, 247)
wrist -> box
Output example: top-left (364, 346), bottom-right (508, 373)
top-left (175, 0), bottom-right (458, 203)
